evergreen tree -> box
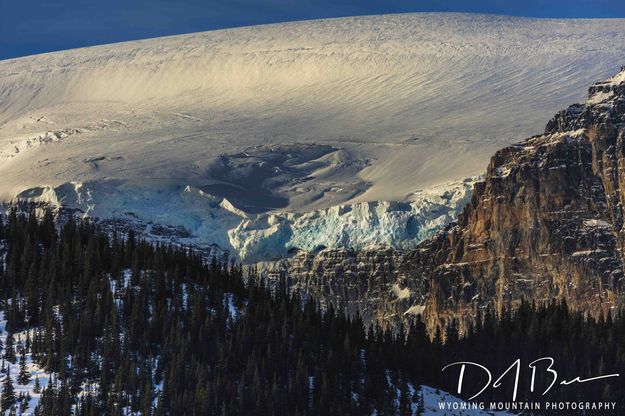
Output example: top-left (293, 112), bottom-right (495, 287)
top-left (3, 332), bottom-right (15, 364)
top-left (33, 376), bottom-right (41, 393)
top-left (17, 350), bottom-right (30, 385)
top-left (1, 368), bottom-right (16, 411)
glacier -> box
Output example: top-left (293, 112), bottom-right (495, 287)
top-left (3, 13), bottom-right (625, 260)
top-left (16, 177), bottom-right (475, 262)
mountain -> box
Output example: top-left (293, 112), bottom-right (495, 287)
top-left (2, 14), bottom-right (625, 260)
top-left (1, 211), bottom-right (617, 414)
top-left (260, 66), bottom-right (625, 334)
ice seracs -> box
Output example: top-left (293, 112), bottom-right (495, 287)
top-left (15, 176), bottom-right (476, 262)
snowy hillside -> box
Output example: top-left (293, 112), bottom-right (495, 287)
top-left (0, 313), bottom-right (52, 415)
top-left (2, 13), bottom-right (625, 259)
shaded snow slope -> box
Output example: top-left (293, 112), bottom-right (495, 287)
top-left (2, 13), bottom-right (625, 258)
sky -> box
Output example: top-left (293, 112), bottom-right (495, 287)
top-left (1, 0), bottom-right (625, 60)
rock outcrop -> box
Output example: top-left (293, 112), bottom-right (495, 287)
top-left (258, 66), bottom-right (625, 334)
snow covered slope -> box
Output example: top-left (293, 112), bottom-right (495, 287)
top-left (2, 13), bottom-right (625, 259)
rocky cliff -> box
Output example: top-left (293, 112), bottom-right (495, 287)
top-left (258, 66), bottom-right (625, 334)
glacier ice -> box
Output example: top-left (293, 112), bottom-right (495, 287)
top-left (15, 177), bottom-right (476, 263)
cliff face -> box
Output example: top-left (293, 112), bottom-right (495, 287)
top-left (258, 67), bottom-right (625, 334)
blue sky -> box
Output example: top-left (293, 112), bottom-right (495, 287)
top-left (1, 0), bottom-right (625, 59)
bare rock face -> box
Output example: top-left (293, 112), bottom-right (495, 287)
top-left (257, 248), bottom-right (425, 329)
top-left (258, 66), bottom-right (625, 334)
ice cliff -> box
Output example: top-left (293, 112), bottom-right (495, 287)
top-left (15, 178), bottom-right (476, 263)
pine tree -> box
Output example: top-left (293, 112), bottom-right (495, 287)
top-left (140, 375), bottom-right (153, 416)
top-left (18, 391), bottom-right (29, 413)
top-left (416, 388), bottom-right (425, 415)
top-left (3, 332), bottom-right (15, 364)
top-left (1, 368), bottom-right (16, 411)
top-left (398, 377), bottom-right (411, 416)
top-left (17, 351), bottom-right (30, 385)
top-left (33, 376), bottom-right (41, 393)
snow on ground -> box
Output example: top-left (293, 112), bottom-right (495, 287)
top-left (223, 293), bottom-right (245, 321)
top-left (2, 13), bottom-right (625, 259)
top-left (421, 386), bottom-right (514, 416)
